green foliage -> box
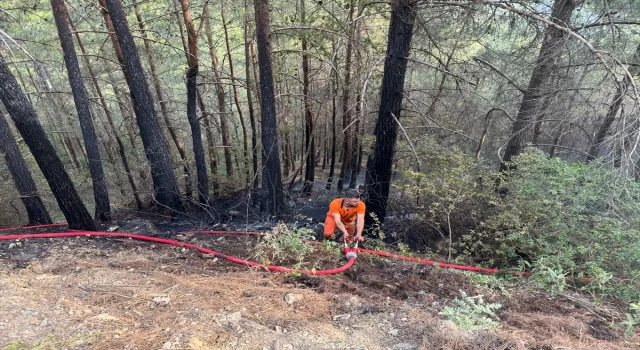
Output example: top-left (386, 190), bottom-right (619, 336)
top-left (439, 290), bottom-right (502, 331)
top-left (619, 303), bottom-right (640, 337)
top-left (483, 150), bottom-right (640, 300)
top-left (253, 222), bottom-right (316, 266)
top-left (399, 148), bottom-right (640, 301)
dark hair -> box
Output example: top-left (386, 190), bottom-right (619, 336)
top-left (344, 190), bottom-right (360, 199)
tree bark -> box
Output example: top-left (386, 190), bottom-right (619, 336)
top-left (337, 2), bottom-right (356, 192)
top-left (365, 0), bottom-right (417, 224)
top-left (587, 42), bottom-right (640, 161)
top-left (301, 0), bottom-right (315, 195)
top-left (244, 0), bottom-right (260, 199)
top-left (0, 111), bottom-right (52, 225)
top-left (0, 54), bottom-right (95, 230)
top-left (135, 0), bottom-right (192, 198)
top-left (70, 22), bottom-right (143, 209)
top-left (221, 2), bottom-right (251, 187)
top-left (179, 0), bottom-right (210, 204)
top-left (52, 0), bottom-right (111, 221)
top-left (204, 5), bottom-right (235, 177)
top-left (501, 0), bottom-right (580, 166)
top-left (255, 0), bottom-right (284, 216)
top-left (326, 40), bottom-right (339, 190)
top-left (103, 0), bottom-right (184, 214)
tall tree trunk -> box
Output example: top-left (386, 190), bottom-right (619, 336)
top-left (365, 0), bottom-right (417, 224)
top-left (221, 2), bottom-right (251, 187)
top-left (70, 23), bottom-right (143, 209)
top-left (501, 0), bottom-right (580, 166)
top-left (133, 0), bottom-right (192, 198)
top-left (244, 0), bottom-right (260, 199)
top-left (301, 0), bottom-right (315, 195)
top-left (0, 54), bottom-right (95, 230)
top-left (198, 91), bottom-right (220, 194)
top-left (255, 0), bottom-right (284, 216)
top-left (348, 92), bottom-right (361, 189)
top-left (52, 0), bottom-right (111, 221)
top-left (326, 40), bottom-right (339, 190)
top-left (337, 2), bottom-right (356, 192)
top-left (588, 42), bottom-right (640, 161)
top-left (204, 5), bottom-right (235, 177)
top-left (0, 111), bottom-right (52, 225)
top-left (179, 0), bottom-right (209, 204)
top-left (103, 0), bottom-right (184, 214)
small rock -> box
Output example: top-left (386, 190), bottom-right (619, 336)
top-left (275, 325), bottom-right (282, 333)
top-left (401, 317), bottom-right (408, 321)
top-left (333, 314), bottom-right (351, 322)
top-left (243, 290), bottom-right (254, 297)
top-left (106, 225), bottom-right (119, 232)
top-left (226, 311), bottom-right (242, 322)
top-left (284, 293), bottom-right (304, 305)
top-left (389, 328), bottom-right (399, 336)
top-left (8, 243), bottom-right (16, 249)
top-left (392, 343), bottom-right (418, 350)
top-left (176, 235), bottom-right (188, 242)
top-left (152, 295), bottom-right (171, 306)
top-left (62, 245), bottom-right (69, 250)
top-left (38, 319), bottom-right (48, 327)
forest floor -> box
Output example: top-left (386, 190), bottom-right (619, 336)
top-left (1, 175), bottom-right (640, 350)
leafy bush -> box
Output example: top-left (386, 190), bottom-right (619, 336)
top-left (439, 290), bottom-right (502, 331)
top-left (396, 148), bottom-right (640, 301)
top-left (252, 222), bottom-right (316, 267)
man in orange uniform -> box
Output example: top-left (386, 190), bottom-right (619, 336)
top-left (323, 190), bottom-right (366, 242)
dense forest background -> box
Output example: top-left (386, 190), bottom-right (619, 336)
top-left (1, 0), bottom-right (640, 300)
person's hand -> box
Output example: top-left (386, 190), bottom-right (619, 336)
top-left (354, 235), bottom-right (365, 242)
top-left (342, 234), bottom-right (353, 242)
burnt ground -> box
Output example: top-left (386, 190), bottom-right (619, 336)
top-left (1, 175), bottom-right (640, 349)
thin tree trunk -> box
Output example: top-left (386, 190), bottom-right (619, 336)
top-left (250, 40), bottom-right (262, 103)
top-left (204, 5), bottom-right (234, 177)
top-left (198, 90), bottom-right (220, 194)
top-left (348, 92), bottom-right (361, 189)
top-left (179, 0), bottom-right (209, 204)
top-left (326, 40), bottom-right (339, 190)
top-left (244, 0), bottom-right (260, 198)
top-left (337, 2), bottom-right (356, 192)
top-left (365, 0), bottom-right (417, 224)
top-left (221, 2), bottom-right (251, 187)
top-left (0, 54), bottom-right (95, 230)
top-left (588, 42), bottom-right (640, 161)
top-left (301, 0), bottom-right (315, 195)
top-left (105, 65), bottom-right (138, 149)
top-left (133, 0), bottom-right (192, 198)
top-left (103, 0), bottom-right (184, 213)
top-left (0, 111), bottom-right (52, 225)
top-left (502, 0), bottom-right (580, 166)
top-left (255, 0), bottom-right (284, 215)
top-left (52, 0), bottom-right (111, 221)
top-left (70, 22), bottom-right (142, 209)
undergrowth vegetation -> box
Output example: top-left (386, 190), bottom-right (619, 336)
top-left (395, 148), bottom-right (640, 302)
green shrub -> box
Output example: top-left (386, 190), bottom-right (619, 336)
top-left (439, 290), bottom-right (502, 331)
top-left (397, 148), bottom-right (640, 301)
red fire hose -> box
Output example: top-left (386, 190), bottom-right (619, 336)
top-left (0, 228), bottom-right (354, 275)
top-left (1, 224), bottom-right (556, 278)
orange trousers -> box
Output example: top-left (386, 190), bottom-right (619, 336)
top-left (324, 215), bottom-right (355, 240)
